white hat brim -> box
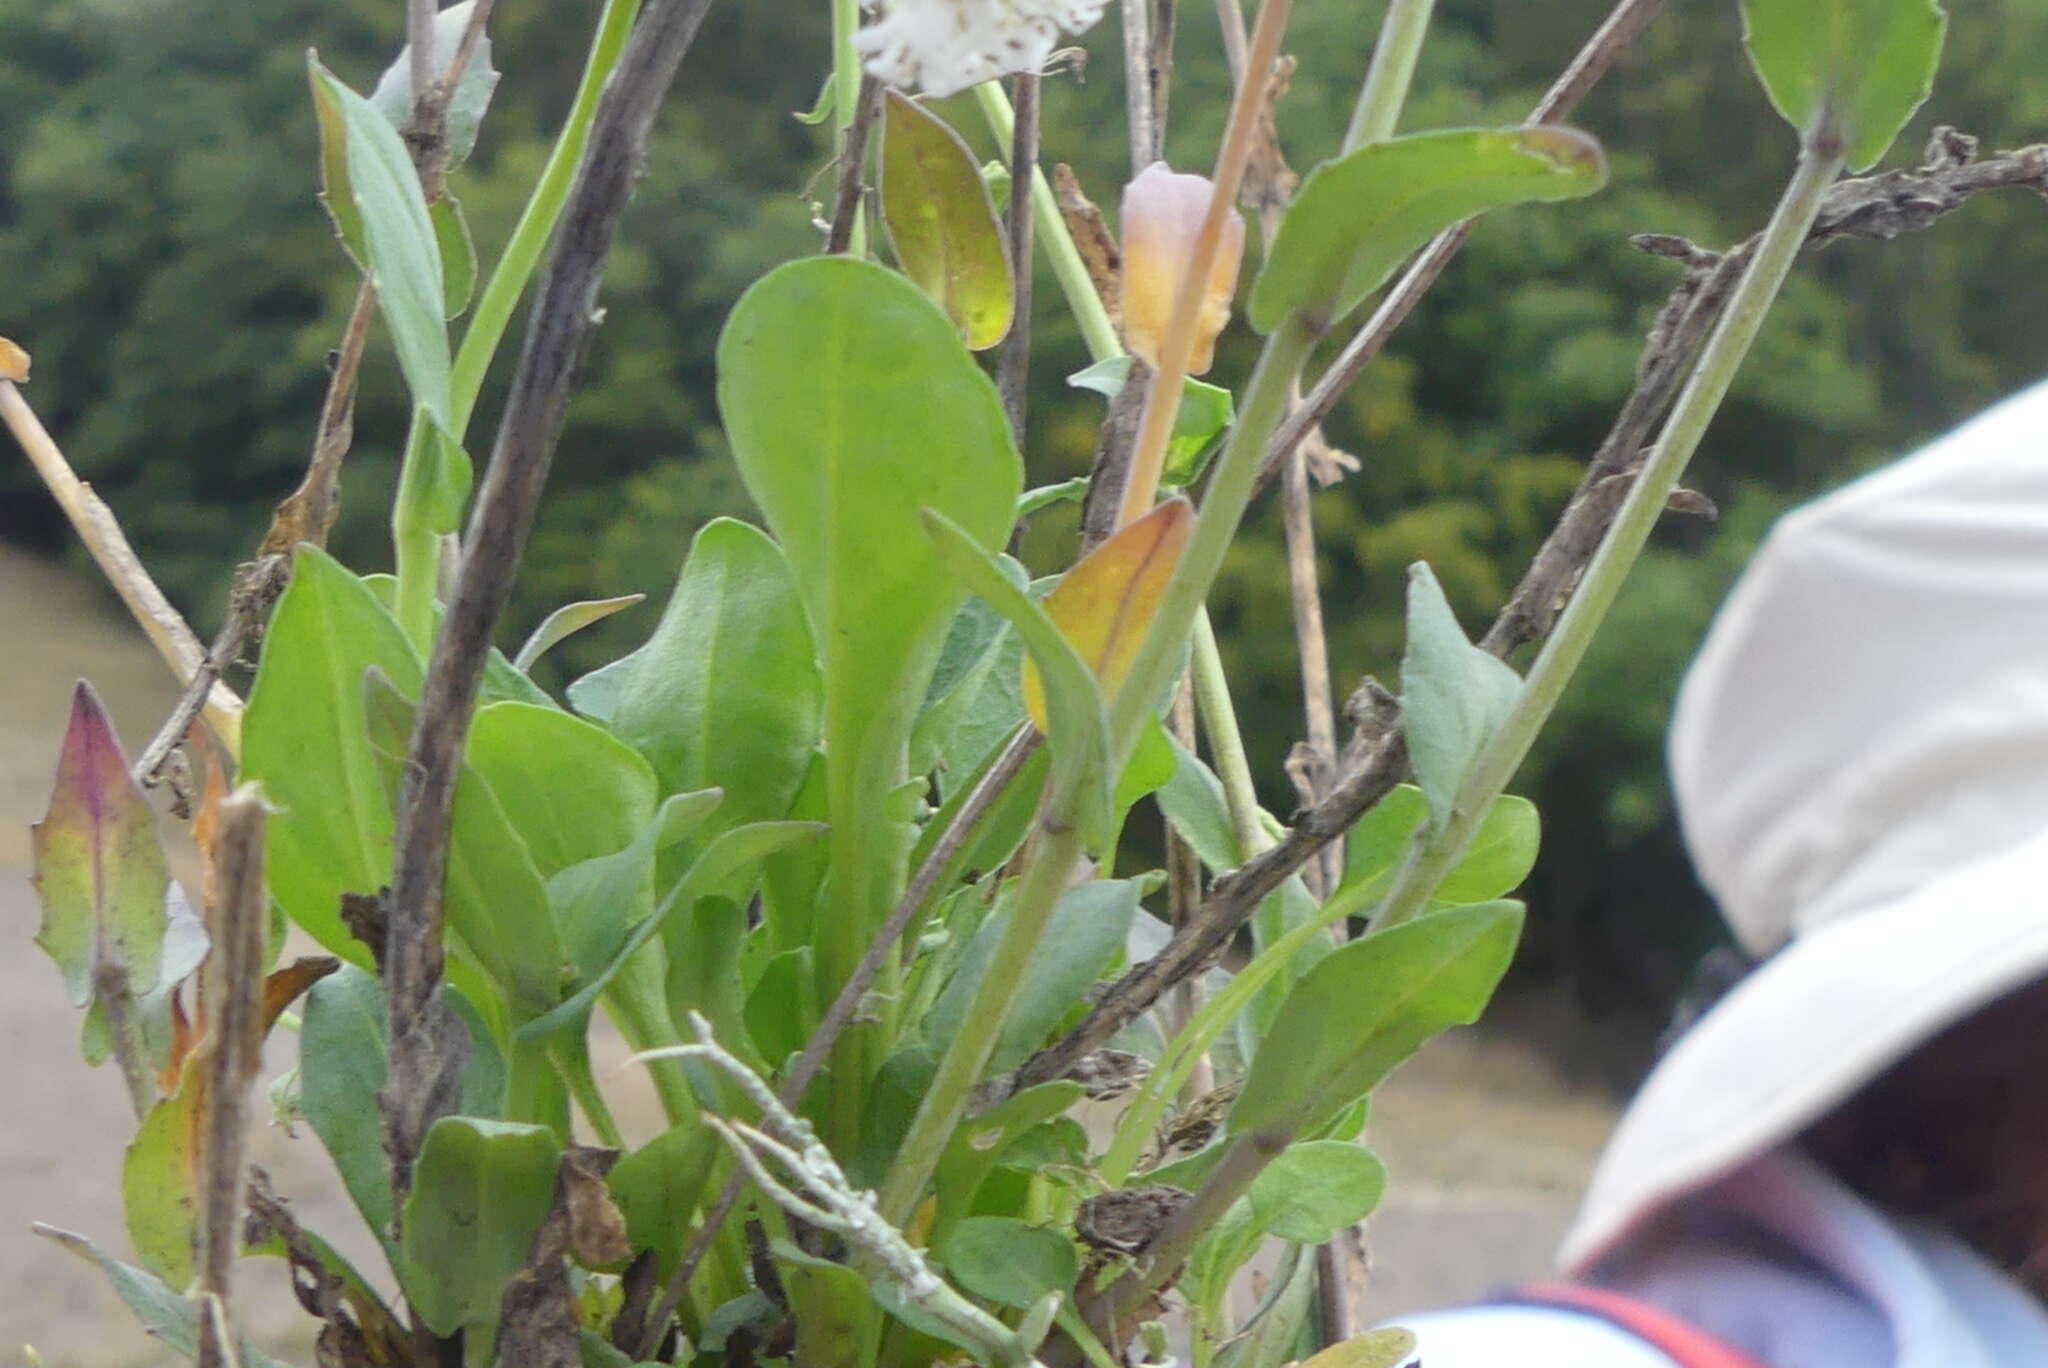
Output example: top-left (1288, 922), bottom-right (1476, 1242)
top-left (1560, 822), bottom-right (2048, 1272)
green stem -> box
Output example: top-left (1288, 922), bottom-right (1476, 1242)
top-left (974, 83), bottom-right (1123, 363)
top-left (449, 0), bottom-right (643, 428)
top-left (1343, 0), bottom-right (1437, 151)
top-left (391, 419), bottom-right (440, 651)
top-left (550, 1039), bottom-right (626, 1149)
top-left (1190, 609), bottom-right (1267, 856)
top-left (875, 822), bottom-right (1086, 1226)
top-left (1108, 318), bottom-right (1316, 760)
top-left (502, 1033), bottom-right (570, 1136)
top-left (1373, 144), bottom-right (1847, 931)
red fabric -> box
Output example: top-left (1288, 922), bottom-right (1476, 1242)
top-left (1512, 1282), bottom-right (1773, 1368)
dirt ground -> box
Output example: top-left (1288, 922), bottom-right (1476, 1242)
top-left (0, 541), bottom-right (1618, 1364)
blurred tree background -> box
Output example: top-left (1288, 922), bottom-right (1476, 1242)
top-left (3, 0), bottom-right (2044, 1074)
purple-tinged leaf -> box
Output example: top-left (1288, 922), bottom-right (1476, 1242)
top-left (32, 682), bottom-right (170, 1009)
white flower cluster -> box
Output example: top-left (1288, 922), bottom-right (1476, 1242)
top-left (856, 0), bottom-right (1109, 99)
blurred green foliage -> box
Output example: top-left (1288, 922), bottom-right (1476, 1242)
top-left (4, 0), bottom-right (2045, 1029)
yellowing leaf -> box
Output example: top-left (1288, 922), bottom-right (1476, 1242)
top-left (32, 682), bottom-right (169, 1010)
top-left (1023, 497), bottom-right (1194, 731)
top-left (1298, 1327), bottom-right (1420, 1368)
top-left (0, 336), bottom-right (29, 382)
top-left (880, 91), bottom-right (1014, 350)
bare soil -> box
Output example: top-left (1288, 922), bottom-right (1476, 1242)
top-left (0, 541), bottom-right (1616, 1363)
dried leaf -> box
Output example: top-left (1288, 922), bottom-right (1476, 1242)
top-left (1053, 163), bottom-right (1120, 322)
top-left (1022, 497), bottom-right (1195, 731)
top-left (0, 335), bottom-right (30, 382)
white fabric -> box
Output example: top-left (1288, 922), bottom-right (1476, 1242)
top-left (1398, 1303), bottom-right (1679, 1367)
top-left (1564, 380), bottom-right (2048, 1268)
top-left (1399, 1149), bottom-right (2048, 1367)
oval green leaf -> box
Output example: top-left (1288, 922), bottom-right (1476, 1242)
top-left (399, 1116), bottom-right (562, 1336)
top-left (608, 518), bottom-right (822, 841)
top-left (1742, 0), bottom-right (1947, 171)
top-left (1230, 901), bottom-right (1525, 1137)
top-left (717, 256), bottom-right (1020, 990)
top-left (310, 62), bottom-right (451, 431)
top-left (1401, 562), bottom-right (1522, 832)
top-left (881, 90), bottom-right (1014, 349)
top-left (936, 1216), bottom-right (1078, 1311)
top-left (244, 546), bottom-right (421, 965)
top-left (1249, 125), bottom-right (1608, 334)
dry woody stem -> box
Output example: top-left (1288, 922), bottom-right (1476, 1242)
top-left (381, 0), bottom-right (717, 1217)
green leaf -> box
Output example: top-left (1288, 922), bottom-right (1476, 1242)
top-left (301, 966), bottom-right (505, 1249)
top-left (1156, 732), bottom-right (1239, 873)
top-left (744, 946), bottom-right (817, 1066)
top-left (399, 1116), bottom-right (562, 1336)
top-left (1246, 1141), bottom-right (1387, 1243)
top-left (1249, 126), bottom-right (1608, 333)
top-left (1016, 477), bottom-right (1090, 520)
top-left (1400, 562), bottom-right (1522, 832)
top-left (1436, 794), bottom-right (1540, 903)
top-left (300, 966), bottom-right (396, 1242)
top-left (308, 62), bottom-right (367, 263)
top-left (922, 508), bottom-right (1113, 845)
top-left (880, 90), bottom-right (1013, 349)
top-left (361, 673), bottom-right (563, 1017)
top-left (913, 586), bottom-right (1025, 801)
top-left (1116, 714), bottom-right (1178, 817)
top-left (368, 0), bottom-right (503, 170)
top-left (32, 1226), bottom-right (291, 1368)
top-left (932, 880), bottom-right (1138, 1073)
top-left (467, 701), bottom-right (658, 877)
top-left (1230, 902), bottom-right (1524, 1137)
top-left (555, 790), bottom-right (723, 989)
top-left (718, 256), bottom-right (1020, 987)
top-left (936, 1217), bottom-right (1077, 1311)
top-left (1067, 356), bottom-right (1236, 486)
top-left (933, 1082), bottom-right (1085, 1240)
top-left (1339, 786), bottom-right (1539, 906)
top-left (431, 194), bottom-right (477, 319)
top-left (518, 818), bottom-right (824, 1040)
top-left (610, 1122), bottom-right (720, 1280)
top-left (310, 61), bottom-right (451, 431)
top-left (514, 594), bottom-right (646, 672)
top-left (1742, 0), bottom-right (1947, 170)
top-left (609, 519), bottom-right (821, 840)
top-left (771, 1241), bottom-right (881, 1368)
top-left (244, 545), bottom-right (420, 964)
top-left (1214, 1243), bottom-right (1318, 1368)
top-left (1342, 785), bottom-right (1429, 896)
top-left (122, 1079), bottom-right (197, 1286)
top-left (31, 682), bottom-right (168, 1009)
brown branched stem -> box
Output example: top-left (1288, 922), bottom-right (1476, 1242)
top-left (132, 557), bottom-right (281, 794)
top-left (1122, 0), bottom-right (1174, 171)
top-left (1002, 129), bottom-right (2048, 1103)
top-left (196, 786), bottom-right (268, 1368)
top-left (632, 729), bottom-right (1042, 1358)
top-left (382, 0), bottom-right (717, 1218)
top-left (998, 74), bottom-right (1041, 440)
top-left (825, 75), bottom-right (882, 255)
